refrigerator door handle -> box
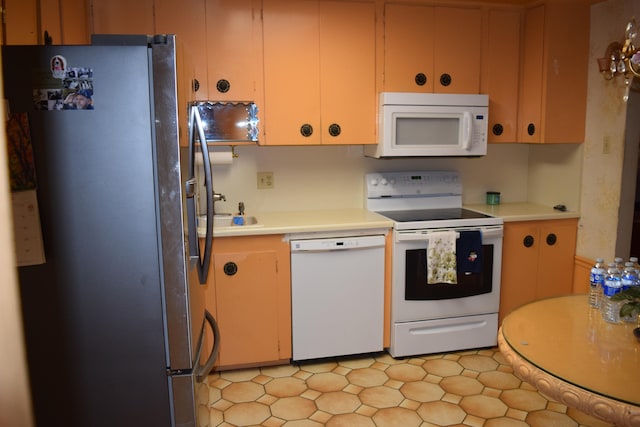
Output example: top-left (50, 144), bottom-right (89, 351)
top-left (186, 105), bottom-right (214, 284)
top-left (195, 310), bottom-right (220, 382)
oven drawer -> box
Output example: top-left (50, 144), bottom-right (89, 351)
top-left (390, 314), bottom-right (498, 358)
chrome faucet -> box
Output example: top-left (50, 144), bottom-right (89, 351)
top-left (212, 191), bottom-right (226, 214)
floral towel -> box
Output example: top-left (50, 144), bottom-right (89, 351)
top-left (427, 231), bottom-right (457, 284)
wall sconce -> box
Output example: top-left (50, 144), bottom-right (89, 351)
top-left (597, 18), bottom-right (640, 80)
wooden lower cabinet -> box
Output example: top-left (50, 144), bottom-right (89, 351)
top-left (206, 234), bottom-right (291, 369)
top-left (499, 218), bottom-right (578, 323)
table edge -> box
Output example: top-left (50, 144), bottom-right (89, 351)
top-left (497, 327), bottom-right (640, 427)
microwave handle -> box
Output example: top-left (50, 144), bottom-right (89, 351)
top-left (462, 112), bottom-right (472, 151)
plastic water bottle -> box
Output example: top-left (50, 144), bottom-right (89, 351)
top-left (621, 261), bottom-right (639, 322)
top-left (589, 258), bottom-right (606, 308)
top-left (622, 262), bottom-right (638, 290)
top-left (601, 263), bottom-right (622, 323)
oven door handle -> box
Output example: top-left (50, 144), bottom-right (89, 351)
top-left (396, 231), bottom-right (460, 242)
top-left (395, 227), bottom-right (503, 243)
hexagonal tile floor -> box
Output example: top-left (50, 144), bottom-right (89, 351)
top-left (202, 347), bottom-right (613, 427)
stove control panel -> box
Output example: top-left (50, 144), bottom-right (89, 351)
top-left (366, 171), bottom-right (462, 199)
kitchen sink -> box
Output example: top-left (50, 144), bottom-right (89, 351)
top-left (241, 216), bottom-right (259, 226)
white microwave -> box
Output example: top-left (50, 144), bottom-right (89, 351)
top-left (365, 92), bottom-right (489, 158)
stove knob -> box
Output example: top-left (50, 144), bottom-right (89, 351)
top-left (389, 178), bottom-right (396, 185)
top-left (370, 178), bottom-right (379, 186)
top-left (380, 178), bottom-right (388, 186)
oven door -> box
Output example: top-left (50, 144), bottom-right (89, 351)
top-left (391, 225), bottom-right (503, 323)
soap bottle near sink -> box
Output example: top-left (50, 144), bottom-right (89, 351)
top-left (233, 202), bottom-right (245, 226)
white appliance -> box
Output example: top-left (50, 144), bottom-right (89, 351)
top-left (290, 235), bottom-right (385, 361)
top-left (365, 92), bottom-right (489, 158)
top-left (365, 171), bottom-right (503, 358)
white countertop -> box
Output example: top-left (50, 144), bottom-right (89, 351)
top-left (465, 202), bottom-right (580, 222)
top-left (199, 208), bottom-right (393, 238)
top-left (198, 203), bottom-right (580, 238)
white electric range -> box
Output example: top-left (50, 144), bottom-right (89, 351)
top-left (366, 170), bottom-right (503, 357)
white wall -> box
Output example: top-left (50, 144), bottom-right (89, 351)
top-left (207, 143), bottom-right (534, 216)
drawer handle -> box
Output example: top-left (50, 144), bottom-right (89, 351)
top-left (300, 123), bottom-right (313, 137)
top-left (216, 79), bottom-right (230, 93)
top-left (415, 72), bottom-right (427, 86)
top-left (223, 262), bottom-right (238, 276)
top-left (523, 235), bottom-right (535, 248)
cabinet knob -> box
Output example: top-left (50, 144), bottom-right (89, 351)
top-left (527, 123), bottom-right (536, 136)
top-left (192, 79), bottom-right (200, 92)
top-left (300, 124), bottom-right (314, 137)
top-left (216, 79), bottom-right (231, 93)
top-left (328, 123), bottom-right (341, 137)
top-left (492, 124), bottom-right (504, 136)
top-left (223, 262), bottom-right (238, 276)
top-left (546, 233), bottom-right (557, 246)
top-left (415, 73), bottom-right (428, 86)
top-left (439, 73), bottom-right (452, 87)
top-left (523, 235), bottom-right (535, 248)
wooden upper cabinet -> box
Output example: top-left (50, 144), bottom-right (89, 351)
top-left (517, 2), bottom-right (589, 143)
top-left (384, 4), bottom-right (481, 94)
top-left (262, 0), bottom-right (375, 145)
top-left (383, 4), bottom-right (434, 92)
top-left (319, 1), bottom-right (376, 145)
top-left (263, 0), bottom-right (321, 145)
top-left (206, 0), bottom-right (262, 103)
top-left (90, 0), bottom-right (154, 35)
top-left (482, 8), bottom-right (521, 143)
top-left (156, 0), bottom-right (209, 100)
top-left (3, 0), bottom-right (89, 45)
top-left (3, 0), bottom-right (38, 44)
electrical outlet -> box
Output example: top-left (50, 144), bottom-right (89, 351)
top-left (257, 172), bottom-right (274, 189)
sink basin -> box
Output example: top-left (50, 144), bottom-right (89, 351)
top-left (241, 216), bottom-right (259, 226)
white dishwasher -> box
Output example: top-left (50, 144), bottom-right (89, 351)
top-left (290, 234), bottom-right (385, 361)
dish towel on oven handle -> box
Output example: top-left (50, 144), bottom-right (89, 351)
top-left (457, 230), bottom-right (483, 275)
top-left (427, 230), bottom-right (457, 284)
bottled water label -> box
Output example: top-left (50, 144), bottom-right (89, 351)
top-left (602, 282), bottom-right (621, 297)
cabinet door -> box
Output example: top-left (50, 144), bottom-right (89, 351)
top-left (482, 8), bottom-right (521, 143)
top-left (517, 4), bottom-right (544, 143)
top-left (536, 219), bottom-right (577, 299)
top-left (433, 6), bottom-right (481, 94)
top-left (156, 0), bottom-right (208, 99)
top-left (262, 0), bottom-right (321, 145)
top-left (206, 0), bottom-right (262, 103)
top-left (3, 0), bottom-right (38, 44)
top-left (383, 4), bottom-right (435, 92)
top-left (500, 222), bottom-right (539, 323)
top-left (517, 3), bottom-right (588, 144)
top-left (319, 1), bottom-right (375, 145)
top-left (213, 250), bottom-right (280, 367)
top-left (539, 1), bottom-right (589, 144)
top-left (90, 0), bottom-right (154, 34)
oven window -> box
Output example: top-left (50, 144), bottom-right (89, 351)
top-left (405, 245), bottom-right (494, 300)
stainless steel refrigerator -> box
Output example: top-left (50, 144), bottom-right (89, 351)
top-left (3, 35), bottom-right (219, 426)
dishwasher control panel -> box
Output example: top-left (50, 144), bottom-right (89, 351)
top-left (290, 235), bottom-right (385, 252)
